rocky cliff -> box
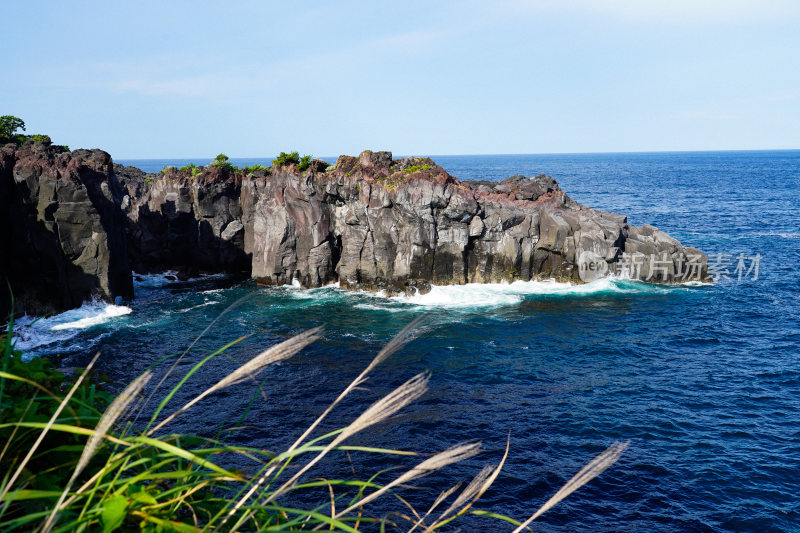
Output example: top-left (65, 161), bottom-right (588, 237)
top-left (0, 141), bottom-right (133, 320)
top-left (1, 144), bottom-right (710, 318)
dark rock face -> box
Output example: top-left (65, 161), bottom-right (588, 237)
top-left (0, 145), bottom-right (709, 319)
top-left (0, 142), bottom-right (133, 318)
top-left (116, 165), bottom-right (250, 276)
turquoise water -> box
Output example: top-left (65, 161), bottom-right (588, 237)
top-left (17, 151), bottom-right (800, 531)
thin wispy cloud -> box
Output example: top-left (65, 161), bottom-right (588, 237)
top-left (29, 27), bottom-right (450, 101)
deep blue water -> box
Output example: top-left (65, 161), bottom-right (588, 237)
top-left (19, 151), bottom-right (800, 531)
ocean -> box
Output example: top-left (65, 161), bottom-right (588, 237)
top-left (14, 151), bottom-right (800, 531)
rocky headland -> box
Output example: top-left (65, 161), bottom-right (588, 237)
top-left (0, 141), bottom-right (710, 319)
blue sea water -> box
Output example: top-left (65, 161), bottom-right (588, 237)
top-left (18, 151), bottom-right (800, 531)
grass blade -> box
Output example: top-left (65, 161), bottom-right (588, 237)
top-left (147, 327), bottom-right (321, 436)
top-left (41, 371), bottom-right (152, 533)
top-left (512, 440), bottom-right (630, 532)
top-left (0, 352), bottom-right (101, 504)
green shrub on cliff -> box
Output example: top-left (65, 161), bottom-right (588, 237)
top-left (211, 153), bottom-right (235, 171)
top-left (297, 154), bottom-right (312, 171)
top-left (27, 134), bottom-right (51, 143)
top-left (273, 152), bottom-right (315, 171)
top-left (273, 151), bottom-right (300, 167)
top-left (180, 162), bottom-right (204, 177)
top-left (0, 116), bottom-right (67, 150)
top-left (0, 306), bottom-right (627, 532)
top-left (242, 163), bottom-right (271, 175)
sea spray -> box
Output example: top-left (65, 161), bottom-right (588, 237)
top-left (13, 302), bottom-right (132, 355)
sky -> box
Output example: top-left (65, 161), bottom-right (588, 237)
top-left (2, 0), bottom-right (799, 158)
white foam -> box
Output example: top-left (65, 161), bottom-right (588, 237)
top-left (133, 271), bottom-right (181, 288)
top-left (52, 305), bottom-right (131, 330)
top-left (679, 280), bottom-right (710, 287)
top-left (12, 302), bottom-right (132, 351)
top-left (133, 271), bottom-right (228, 289)
top-left (354, 303), bottom-right (405, 313)
top-left (390, 277), bottom-right (672, 308)
top-left (284, 282), bottom-right (342, 301)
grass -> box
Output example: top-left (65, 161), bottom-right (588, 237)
top-left (0, 296), bottom-right (628, 532)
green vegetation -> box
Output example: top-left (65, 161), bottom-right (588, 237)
top-left (0, 297), bottom-right (628, 531)
top-left (242, 164), bottom-right (270, 175)
top-left (273, 151), bottom-right (300, 167)
top-left (273, 151), bottom-right (315, 171)
top-left (211, 153), bottom-right (235, 171)
top-left (402, 163), bottom-right (431, 174)
top-left (297, 154), bottom-right (312, 171)
top-left (27, 134), bottom-right (51, 143)
top-left (0, 115), bottom-right (68, 151)
top-left (179, 162), bottom-right (204, 177)
top-left (367, 159), bottom-right (436, 191)
top-left (0, 115), bottom-right (26, 144)
top-left (376, 174), bottom-right (401, 191)
top-left (151, 156), bottom-right (279, 180)
top-left (401, 158), bottom-right (432, 175)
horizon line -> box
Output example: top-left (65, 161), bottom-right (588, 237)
top-left (114, 147), bottom-right (800, 161)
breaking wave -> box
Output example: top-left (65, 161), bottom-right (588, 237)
top-left (391, 277), bottom-right (690, 308)
top-left (12, 302), bottom-right (132, 353)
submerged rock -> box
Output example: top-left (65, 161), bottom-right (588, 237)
top-left (0, 146), bottom-right (710, 317)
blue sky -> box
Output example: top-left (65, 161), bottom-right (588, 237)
top-left (2, 1), bottom-right (799, 157)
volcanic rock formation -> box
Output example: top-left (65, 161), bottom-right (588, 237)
top-left (0, 141), bottom-right (132, 319)
top-left (0, 144), bottom-right (710, 318)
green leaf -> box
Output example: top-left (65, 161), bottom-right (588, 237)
top-left (130, 436), bottom-right (243, 480)
top-left (0, 489), bottom-right (62, 501)
top-left (130, 491), bottom-right (158, 505)
top-left (101, 495), bottom-right (128, 533)
top-left (135, 513), bottom-right (201, 532)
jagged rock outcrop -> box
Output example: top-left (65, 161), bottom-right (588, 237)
top-left (0, 142), bottom-right (133, 318)
top-left (116, 165), bottom-right (250, 276)
top-left (0, 145), bottom-right (709, 318)
top-left (234, 151), bottom-right (708, 293)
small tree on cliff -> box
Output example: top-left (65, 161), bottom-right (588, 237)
top-left (0, 116), bottom-right (66, 149)
top-left (0, 115), bottom-right (26, 144)
top-left (211, 153), bottom-right (235, 171)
